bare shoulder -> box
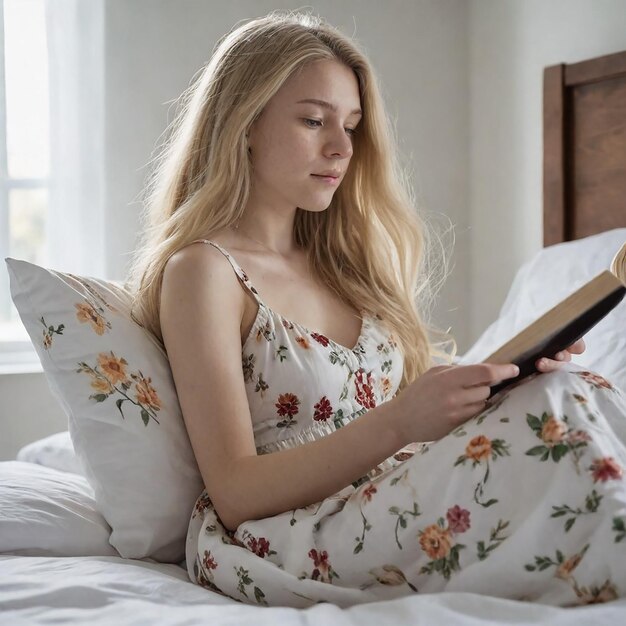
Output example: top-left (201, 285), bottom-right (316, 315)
top-left (159, 239), bottom-right (248, 394)
top-left (159, 240), bottom-right (257, 529)
top-left (162, 241), bottom-right (245, 310)
top-left (161, 243), bottom-right (246, 330)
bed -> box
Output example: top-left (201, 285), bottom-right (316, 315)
top-left (2, 51), bottom-right (626, 625)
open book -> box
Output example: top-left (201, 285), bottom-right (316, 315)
top-left (486, 241), bottom-right (626, 396)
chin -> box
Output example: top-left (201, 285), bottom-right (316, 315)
top-left (297, 196), bottom-right (336, 213)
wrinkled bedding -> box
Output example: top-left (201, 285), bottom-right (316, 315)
top-left (2, 554), bottom-right (626, 625)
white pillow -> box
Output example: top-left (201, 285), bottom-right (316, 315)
top-left (17, 430), bottom-right (83, 475)
top-left (0, 461), bottom-right (119, 557)
top-left (5, 258), bottom-right (204, 562)
top-left (462, 228), bottom-right (626, 389)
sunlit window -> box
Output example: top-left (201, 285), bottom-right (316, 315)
top-left (0, 0), bottom-right (49, 347)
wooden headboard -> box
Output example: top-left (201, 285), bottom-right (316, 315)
top-left (543, 49), bottom-right (626, 246)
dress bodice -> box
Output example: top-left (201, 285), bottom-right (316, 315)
top-left (193, 240), bottom-right (418, 479)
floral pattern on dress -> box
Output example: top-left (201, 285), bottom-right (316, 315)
top-left (313, 396), bottom-right (333, 422)
top-left (185, 239), bottom-right (626, 609)
top-left (307, 548), bottom-right (340, 583)
top-left (418, 507), bottom-right (469, 580)
top-left (454, 434), bottom-right (510, 507)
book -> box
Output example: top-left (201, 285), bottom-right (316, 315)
top-left (486, 241), bottom-right (626, 397)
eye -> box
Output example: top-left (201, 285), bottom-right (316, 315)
top-left (303, 118), bottom-right (322, 128)
top-left (345, 128), bottom-right (357, 137)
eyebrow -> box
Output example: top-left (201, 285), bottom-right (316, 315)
top-left (296, 98), bottom-right (362, 117)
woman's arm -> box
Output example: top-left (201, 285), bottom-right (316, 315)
top-left (160, 244), bottom-right (404, 532)
top-left (218, 400), bottom-right (401, 530)
top-left (161, 244), bottom-right (519, 532)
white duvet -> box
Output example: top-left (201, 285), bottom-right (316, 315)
top-left (2, 553), bottom-right (626, 625)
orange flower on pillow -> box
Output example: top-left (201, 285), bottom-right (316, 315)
top-left (78, 354), bottom-right (161, 426)
top-left (90, 376), bottom-right (115, 394)
top-left (133, 373), bottom-right (162, 411)
top-left (97, 351), bottom-right (129, 385)
top-left (75, 301), bottom-right (110, 335)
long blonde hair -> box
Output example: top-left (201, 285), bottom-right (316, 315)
top-left (126, 10), bottom-right (454, 390)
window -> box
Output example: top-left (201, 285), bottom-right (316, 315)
top-left (0, 0), bottom-right (49, 368)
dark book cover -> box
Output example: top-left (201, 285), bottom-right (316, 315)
top-left (489, 285), bottom-right (626, 397)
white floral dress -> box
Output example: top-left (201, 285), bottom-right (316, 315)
top-left (186, 240), bottom-right (626, 609)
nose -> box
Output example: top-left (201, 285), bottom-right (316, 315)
top-left (324, 125), bottom-right (353, 160)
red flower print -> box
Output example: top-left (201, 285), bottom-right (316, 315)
top-left (247, 536), bottom-right (271, 558)
top-left (193, 492), bottom-right (212, 518)
top-left (282, 319), bottom-right (294, 331)
top-left (311, 332), bottom-right (330, 347)
top-left (578, 371), bottom-right (614, 390)
top-left (309, 548), bottom-right (328, 567)
top-left (295, 336), bottom-right (310, 349)
top-left (590, 457), bottom-right (623, 482)
top-left (202, 550), bottom-right (217, 570)
top-left (446, 505), bottom-right (471, 533)
top-left (381, 377), bottom-right (393, 398)
top-left (313, 396), bottom-right (333, 421)
top-left (308, 548), bottom-right (333, 582)
top-left (393, 450), bottom-right (414, 462)
top-left (276, 393), bottom-right (300, 417)
top-left (567, 429), bottom-right (592, 444)
top-left (355, 368), bottom-right (377, 409)
top-left (361, 483), bottom-right (377, 502)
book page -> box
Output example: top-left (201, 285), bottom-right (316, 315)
top-left (610, 242), bottom-right (626, 283)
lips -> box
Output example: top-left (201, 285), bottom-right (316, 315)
top-left (312, 170), bottom-right (341, 178)
top-left (311, 174), bottom-right (340, 185)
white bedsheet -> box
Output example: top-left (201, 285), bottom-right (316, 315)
top-left (1, 554), bottom-right (626, 625)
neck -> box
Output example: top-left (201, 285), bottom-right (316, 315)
top-left (235, 197), bottom-right (299, 256)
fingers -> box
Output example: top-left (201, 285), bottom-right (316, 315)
top-left (536, 357), bottom-right (565, 372)
top-left (566, 338), bottom-right (586, 354)
top-left (456, 363), bottom-right (520, 388)
top-left (466, 400), bottom-right (489, 418)
top-left (539, 337), bottom-right (587, 372)
top-left (462, 384), bottom-right (491, 405)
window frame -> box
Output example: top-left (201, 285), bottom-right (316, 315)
top-left (0, 0), bottom-right (48, 371)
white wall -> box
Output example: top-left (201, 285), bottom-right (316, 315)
top-left (468, 0), bottom-right (626, 341)
top-left (3, 0), bottom-right (626, 459)
top-left (0, 372), bottom-right (67, 461)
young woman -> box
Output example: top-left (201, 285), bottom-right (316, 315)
top-left (127, 12), bottom-right (625, 608)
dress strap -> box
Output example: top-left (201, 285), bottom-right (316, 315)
top-left (190, 239), bottom-right (263, 305)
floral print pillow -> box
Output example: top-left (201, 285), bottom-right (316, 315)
top-left (6, 258), bottom-right (203, 563)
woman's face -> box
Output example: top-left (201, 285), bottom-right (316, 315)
top-left (247, 59), bottom-right (362, 213)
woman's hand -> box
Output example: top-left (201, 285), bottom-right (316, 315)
top-left (535, 338), bottom-right (586, 373)
top-left (390, 363), bottom-right (520, 445)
